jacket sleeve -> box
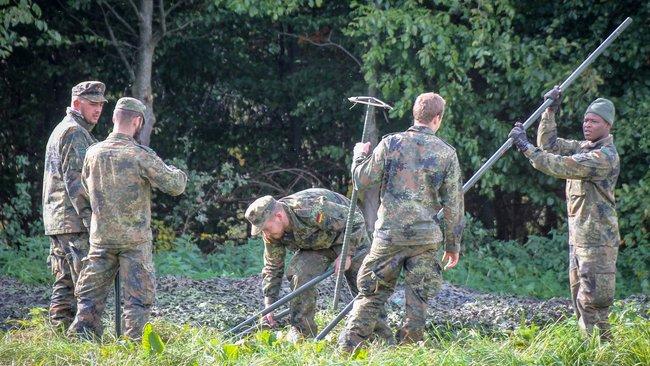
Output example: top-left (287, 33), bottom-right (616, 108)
top-left (524, 147), bottom-right (614, 180)
top-left (536, 110), bottom-right (581, 155)
top-left (60, 128), bottom-right (92, 229)
top-left (262, 238), bottom-right (285, 305)
top-left (351, 140), bottom-right (386, 190)
top-left (439, 152), bottom-right (465, 253)
top-left (138, 147), bottom-right (188, 196)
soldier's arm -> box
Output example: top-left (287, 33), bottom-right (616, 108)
top-left (311, 197), bottom-right (366, 250)
top-left (262, 239), bottom-right (286, 306)
top-left (352, 140), bottom-right (386, 190)
top-left (537, 110), bottom-right (582, 154)
top-left (138, 147), bottom-right (188, 196)
top-left (60, 128), bottom-right (92, 228)
top-left (439, 152), bottom-right (465, 253)
top-left (523, 147), bottom-right (615, 180)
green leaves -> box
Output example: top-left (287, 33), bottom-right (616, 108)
top-left (141, 323), bottom-right (165, 356)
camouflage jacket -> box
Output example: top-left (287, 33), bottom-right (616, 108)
top-left (262, 188), bottom-right (367, 302)
top-left (523, 110), bottom-right (620, 248)
top-left (352, 125), bottom-right (464, 252)
top-left (42, 108), bottom-right (97, 235)
top-left (81, 132), bottom-right (187, 247)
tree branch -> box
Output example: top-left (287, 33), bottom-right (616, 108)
top-left (166, 19), bottom-right (195, 35)
top-left (159, 0), bottom-right (166, 36)
top-left (101, 5), bottom-right (136, 80)
top-left (98, 0), bottom-right (136, 36)
top-left (165, 0), bottom-right (187, 17)
top-left (127, 0), bottom-right (145, 23)
top-left (279, 29), bottom-right (362, 68)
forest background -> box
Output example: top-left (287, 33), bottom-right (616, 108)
top-left (0, 0), bottom-right (648, 298)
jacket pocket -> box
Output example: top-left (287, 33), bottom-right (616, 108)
top-left (566, 180), bottom-right (585, 217)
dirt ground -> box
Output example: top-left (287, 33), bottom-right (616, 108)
top-left (1, 275), bottom-right (647, 333)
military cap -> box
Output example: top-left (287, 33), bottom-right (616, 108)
top-left (245, 195), bottom-right (277, 236)
top-left (71, 81), bottom-right (108, 103)
top-left (585, 98), bottom-right (615, 125)
top-left (115, 97), bottom-right (146, 117)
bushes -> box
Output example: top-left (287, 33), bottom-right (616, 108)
top-left (0, 236), bottom-right (51, 284)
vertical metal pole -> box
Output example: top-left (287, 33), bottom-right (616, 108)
top-left (332, 104), bottom-right (374, 309)
top-left (115, 267), bottom-right (122, 337)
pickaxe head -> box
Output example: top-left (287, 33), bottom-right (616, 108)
top-left (348, 96), bottom-right (393, 110)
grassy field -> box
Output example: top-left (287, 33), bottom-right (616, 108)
top-left (1, 303), bottom-right (648, 366)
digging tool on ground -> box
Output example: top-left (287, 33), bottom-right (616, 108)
top-left (332, 97), bottom-right (393, 310)
top-left (234, 308), bottom-right (291, 338)
top-left (227, 250), bottom-right (368, 335)
top-left (316, 16), bottom-right (633, 340)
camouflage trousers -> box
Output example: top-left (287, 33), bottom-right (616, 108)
top-left (569, 245), bottom-right (618, 340)
top-left (48, 232), bottom-right (89, 328)
top-left (339, 242), bottom-right (442, 350)
top-left (285, 244), bottom-right (391, 339)
top-left (68, 241), bottom-right (155, 340)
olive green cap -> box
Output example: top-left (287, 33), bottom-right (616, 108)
top-left (585, 98), bottom-right (615, 125)
top-left (115, 97), bottom-right (146, 116)
top-left (245, 195), bottom-right (277, 236)
top-left (71, 81), bottom-right (108, 103)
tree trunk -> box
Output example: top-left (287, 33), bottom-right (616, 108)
top-left (132, 0), bottom-right (156, 146)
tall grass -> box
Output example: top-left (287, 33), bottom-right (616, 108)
top-left (1, 303), bottom-right (648, 365)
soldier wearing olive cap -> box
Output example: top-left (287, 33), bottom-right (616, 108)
top-left (509, 88), bottom-right (621, 341)
top-left (245, 188), bottom-right (392, 343)
top-left (42, 81), bottom-right (107, 329)
top-left (68, 97), bottom-right (187, 340)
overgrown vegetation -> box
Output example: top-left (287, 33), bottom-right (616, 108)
top-left (1, 301), bottom-right (648, 365)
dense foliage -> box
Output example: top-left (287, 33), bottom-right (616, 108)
top-left (1, 1), bottom-right (648, 293)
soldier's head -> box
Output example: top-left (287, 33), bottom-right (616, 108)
top-left (70, 81), bottom-right (107, 124)
top-left (112, 97), bottom-right (146, 139)
top-left (583, 98), bottom-right (614, 142)
top-left (245, 196), bottom-right (289, 241)
top-left (413, 92), bottom-right (446, 132)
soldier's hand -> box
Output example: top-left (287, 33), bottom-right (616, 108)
top-left (263, 312), bottom-right (277, 328)
top-left (543, 85), bottom-right (562, 112)
top-left (353, 142), bottom-right (371, 157)
top-left (441, 251), bottom-right (459, 270)
top-left (508, 122), bottom-right (531, 152)
top-left (334, 254), bottom-right (352, 275)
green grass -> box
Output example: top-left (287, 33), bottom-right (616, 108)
top-left (1, 304), bottom-right (648, 365)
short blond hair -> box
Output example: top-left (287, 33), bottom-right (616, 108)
top-left (413, 92), bottom-right (446, 123)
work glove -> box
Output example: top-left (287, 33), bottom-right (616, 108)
top-left (543, 85), bottom-right (562, 112)
top-left (508, 122), bottom-right (532, 152)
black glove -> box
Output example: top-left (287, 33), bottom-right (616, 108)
top-left (543, 85), bottom-right (562, 112)
top-left (508, 122), bottom-right (531, 152)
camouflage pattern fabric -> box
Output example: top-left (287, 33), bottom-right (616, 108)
top-left (43, 108), bottom-right (97, 235)
top-left (48, 232), bottom-right (89, 328)
top-left (68, 132), bottom-right (186, 339)
top-left (81, 132), bottom-right (187, 247)
top-left (351, 125), bottom-right (464, 252)
top-left (340, 243), bottom-right (441, 348)
top-left (339, 124), bottom-right (464, 350)
top-left (522, 110), bottom-right (620, 339)
top-left (261, 188), bottom-right (390, 337)
top-left (68, 242), bottom-right (155, 339)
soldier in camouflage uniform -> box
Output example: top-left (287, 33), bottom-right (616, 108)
top-left (339, 92), bottom-right (465, 351)
top-left (68, 97), bottom-right (187, 340)
top-left (509, 87), bottom-right (620, 340)
top-left (245, 188), bottom-right (392, 342)
top-left (42, 81), bottom-right (107, 328)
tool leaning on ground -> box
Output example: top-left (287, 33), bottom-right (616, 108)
top-left (226, 250), bottom-right (369, 336)
top-left (314, 16), bottom-right (633, 340)
top-left (331, 96), bottom-right (393, 309)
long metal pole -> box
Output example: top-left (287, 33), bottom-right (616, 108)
top-left (332, 104), bottom-right (374, 309)
top-left (318, 17), bottom-right (633, 339)
top-left (438, 16), bottom-right (633, 214)
top-left (316, 295), bottom-right (358, 340)
top-left (115, 268), bottom-right (122, 337)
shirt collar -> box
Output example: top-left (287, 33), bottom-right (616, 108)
top-left (66, 107), bottom-right (95, 132)
top-left (107, 131), bottom-right (136, 143)
top-left (582, 134), bottom-right (614, 150)
top-left (407, 124), bottom-right (436, 135)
